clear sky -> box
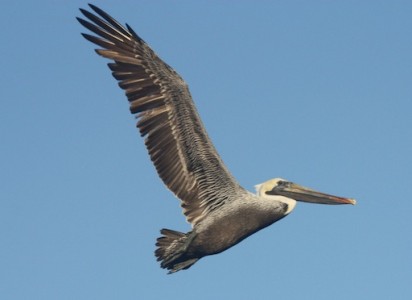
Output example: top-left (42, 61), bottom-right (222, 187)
top-left (1, 1), bottom-right (412, 299)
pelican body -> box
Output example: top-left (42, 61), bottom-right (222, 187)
top-left (78, 4), bottom-right (355, 273)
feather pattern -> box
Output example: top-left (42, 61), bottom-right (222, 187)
top-left (78, 4), bottom-right (247, 225)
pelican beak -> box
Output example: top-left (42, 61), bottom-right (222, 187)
top-left (266, 181), bottom-right (356, 205)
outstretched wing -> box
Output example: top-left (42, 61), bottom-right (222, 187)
top-left (77, 4), bottom-right (245, 226)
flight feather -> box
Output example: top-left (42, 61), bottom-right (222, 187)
top-left (78, 4), bottom-right (245, 225)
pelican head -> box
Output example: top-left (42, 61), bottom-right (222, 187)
top-left (255, 178), bottom-right (356, 206)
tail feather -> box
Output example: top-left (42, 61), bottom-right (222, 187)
top-left (155, 228), bottom-right (199, 273)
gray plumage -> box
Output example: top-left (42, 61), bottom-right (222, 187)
top-left (77, 4), bottom-right (355, 274)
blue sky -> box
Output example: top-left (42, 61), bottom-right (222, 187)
top-left (1, 1), bottom-right (412, 299)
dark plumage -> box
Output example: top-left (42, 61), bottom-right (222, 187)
top-left (78, 4), bottom-right (355, 274)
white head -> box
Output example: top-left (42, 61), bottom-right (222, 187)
top-left (255, 178), bottom-right (297, 215)
top-left (255, 178), bottom-right (289, 197)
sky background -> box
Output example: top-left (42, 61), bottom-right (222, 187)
top-left (1, 1), bottom-right (412, 299)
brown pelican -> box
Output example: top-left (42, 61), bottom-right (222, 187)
top-left (77, 4), bottom-right (356, 274)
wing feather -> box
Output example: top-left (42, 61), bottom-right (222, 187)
top-left (78, 5), bottom-right (246, 225)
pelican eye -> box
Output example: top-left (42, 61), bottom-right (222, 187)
top-left (277, 180), bottom-right (291, 188)
top-left (265, 180), bottom-right (292, 195)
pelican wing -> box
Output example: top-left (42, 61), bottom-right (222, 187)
top-left (78, 5), bottom-right (244, 225)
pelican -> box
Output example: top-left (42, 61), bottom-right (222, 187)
top-left (77, 4), bottom-right (356, 274)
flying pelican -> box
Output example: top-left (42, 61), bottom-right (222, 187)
top-left (77, 4), bottom-right (356, 274)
